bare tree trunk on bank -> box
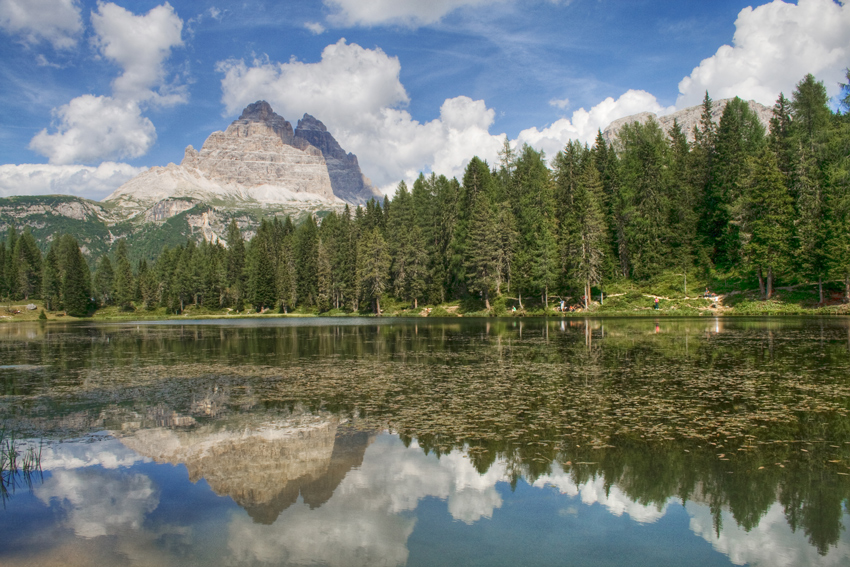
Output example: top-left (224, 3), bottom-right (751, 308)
top-left (767, 266), bottom-right (774, 300)
top-left (375, 296), bottom-right (381, 317)
top-left (518, 291), bottom-right (523, 310)
top-left (758, 267), bottom-right (765, 299)
top-left (818, 276), bottom-right (823, 304)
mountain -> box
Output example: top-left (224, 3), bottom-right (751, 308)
top-left (105, 100), bottom-right (381, 216)
top-left (0, 102), bottom-right (382, 261)
top-left (602, 98), bottom-right (773, 146)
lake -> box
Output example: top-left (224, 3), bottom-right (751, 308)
top-left (1, 316), bottom-right (849, 566)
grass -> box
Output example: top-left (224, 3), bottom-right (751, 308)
top-left (0, 426), bottom-right (42, 504)
top-left (2, 271), bottom-right (848, 324)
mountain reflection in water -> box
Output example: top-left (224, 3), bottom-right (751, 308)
top-left (0, 317), bottom-right (849, 566)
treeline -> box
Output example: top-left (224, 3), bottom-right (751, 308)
top-left (1, 72), bottom-right (849, 316)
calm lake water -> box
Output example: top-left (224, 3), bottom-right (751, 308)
top-left (1, 316), bottom-right (850, 566)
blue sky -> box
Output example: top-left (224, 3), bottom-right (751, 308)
top-left (0, 0), bottom-right (848, 199)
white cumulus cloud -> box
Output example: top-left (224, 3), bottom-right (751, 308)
top-left (677, 0), bottom-right (850, 108)
top-left (29, 2), bottom-right (185, 165)
top-left (516, 89), bottom-right (674, 158)
top-left (304, 21), bottom-right (325, 34)
top-left (0, 161), bottom-right (146, 199)
top-left (29, 95), bottom-right (156, 164)
top-left (0, 0), bottom-right (83, 49)
top-left (91, 1), bottom-right (186, 106)
top-left (218, 39), bottom-right (509, 192)
top-left (324, 0), bottom-right (509, 28)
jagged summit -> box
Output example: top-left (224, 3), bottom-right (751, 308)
top-left (104, 101), bottom-right (380, 222)
top-left (295, 113), bottom-right (327, 132)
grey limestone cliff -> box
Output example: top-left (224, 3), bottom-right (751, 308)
top-left (294, 113), bottom-right (383, 205)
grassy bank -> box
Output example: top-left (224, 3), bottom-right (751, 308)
top-left (2, 277), bottom-right (848, 324)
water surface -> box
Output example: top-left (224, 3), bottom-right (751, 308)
top-left (1, 317), bottom-right (849, 566)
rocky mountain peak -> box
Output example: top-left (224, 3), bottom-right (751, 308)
top-left (237, 100), bottom-right (295, 140)
top-left (296, 113), bottom-right (327, 132)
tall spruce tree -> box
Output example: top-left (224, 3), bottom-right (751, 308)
top-left (247, 219), bottom-right (277, 311)
top-left (42, 244), bottom-right (61, 311)
top-left (742, 148), bottom-right (794, 299)
top-left (94, 255), bottom-right (115, 306)
top-left (464, 190), bottom-right (501, 310)
top-left (61, 237), bottom-right (91, 317)
top-left (357, 227), bottom-right (390, 315)
top-left (617, 118), bottom-right (672, 279)
top-left (113, 239), bottom-right (134, 309)
top-left (563, 159), bottom-right (608, 308)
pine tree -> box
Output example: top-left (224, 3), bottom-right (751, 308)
top-left (42, 244), bottom-right (61, 311)
top-left (742, 148), bottom-right (794, 299)
top-left (225, 220), bottom-right (246, 307)
top-left (667, 119), bottom-right (702, 285)
top-left (513, 145), bottom-right (557, 307)
top-left (3, 226), bottom-right (18, 299)
top-left (247, 219), bottom-right (277, 311)
top-left (94, 255), bottom-right (115, 306)
top-left (464, 190), bottom-right (501, 310)
top-left (357, 227), bottom-right (390, 315)
top-left (295, 215), bottom-right (319, 306)
top-left (563, 159), bottom-right (608, 308)
top-left (315, 237), bottom-right (332, 312)
top-left (617, 118), bottom-right (672, 279)
top-left (14, 230), bottom-right (42, 300)
top-left (61, 238), bottom-right (91, 317)
top-left (113, 239), bottom-right (134, 310)
top-left (276, 216), bottom-right (298, 312)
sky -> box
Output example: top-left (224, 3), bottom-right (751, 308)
top-left (0, 0), bottom-right (848, 200)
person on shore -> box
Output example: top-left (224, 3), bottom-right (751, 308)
top-left (654, 297), bottom-right (659, 310)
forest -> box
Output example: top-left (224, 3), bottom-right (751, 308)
top-left (1, 72), bottom-right (849, 317)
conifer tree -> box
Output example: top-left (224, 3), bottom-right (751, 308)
top-left (316, 238), bottom-right (332, 312)
top-left (4, 226), bottom-right (18, 299)
top-left (464, 191), bottom-right (501, 310)
top-left (513, 145), bottom-right (557, 307)
top-left (247, 219), bottom-right (277, 311)
top-left (357, 227), bottom-right (390, 315)
top-left (563, 160), bottom-right (608, 308)
top-left (113, 239), bottom-right (134, 310)
top-left (94, 255), bottom-right (115, 306)
top-left (295, 215), bottom-right (319, 306)
top-left (742, 148), bottom-right (794, 299)
top-left (14, 230), bottom-right (42, 300)
top-left (42, 244), bottom-right (61, 311)
top-left (276, 216), bottom-right (298, 312)
top-left (61, 237), bottom-right (91, 317)
top-left (617, 118), bottom-right (672, 279)
top-left (225, 219), bottom-right (246, 306)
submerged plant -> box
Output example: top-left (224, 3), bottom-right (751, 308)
top-left (0, 426), bottom-right (43, 505)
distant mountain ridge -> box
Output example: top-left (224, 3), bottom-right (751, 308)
top-left (602, 98), bottom-right (773, 146)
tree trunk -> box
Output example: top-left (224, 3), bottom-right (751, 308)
top-left (757, 267), bottom-right (765, 299)
top-left (585, 282), bottom-right (590, 310)
top-left (484, 289), bottom-right (490, 311)
top-left (376, 296), bottom-right (381, 317)
top-left (767, 266), bottom-right (773, 299)
top-left (845, 272), bottom-right (849, 303)
top-left (818, 276), bottom-right (823, 304)
top-left (414, 297), bottom-right (418, 310)
top-left (518, 291), bottom-right (523, 310)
